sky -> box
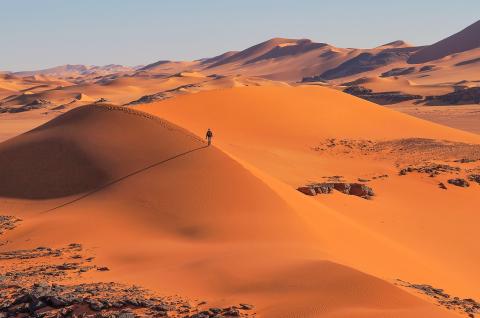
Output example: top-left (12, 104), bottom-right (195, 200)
top-left (1, 0), bottom-right (479, 71)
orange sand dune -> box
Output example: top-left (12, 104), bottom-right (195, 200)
top-left (138, 86), bottom-right (480, 300)
top-left (0, 73), bottom-right (73, 99)
top-left (0, 73), bottom-right (210, 109)
top-left (0, 103), bottom-right (461, 318)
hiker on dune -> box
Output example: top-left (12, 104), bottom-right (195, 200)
top-left (206, 128), bottom-right (213, 146)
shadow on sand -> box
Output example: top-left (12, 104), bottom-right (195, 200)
top-left (43, 145), bottom-right (208, 213)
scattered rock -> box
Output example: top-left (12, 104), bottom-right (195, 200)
top-left (447, 178), bottom-right (470, 187)
top-left (298, 182), bottom-right (374, 199)
top-left (380, 67), bottom-right (416, 77)
top-left (397, 279), bottom-right (479, 317)
top-left (239, 303), bottom-right (254, 310)
top-left (425, 87), bottom-right (480, 106)
top-left (0, 215), bottom-right (22, 235)
top-left (343, 86), bottom-right (422, 105)
top-left (399, 164), bottom-right (460, 176)
top-left (468, 174), bottom-right (480, 184)
top-left (0, 281), bottom-right (251, 318)
top-left (454, 158), bottom-right (478, 163)
top-left (419, 65), bottom-right (436, 72)
top-left (438, 182), bottom-right (448, 190)
top-left (223, 307), bottom-right (240, 316)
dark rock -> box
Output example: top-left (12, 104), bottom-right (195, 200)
top-left (239, 303), bottom-right (254, 310)
top-left (348, 183), bottom-right (375, 198)
top-left (438, 182), bottom-right (447, 190)
top-left (223, 307), bottom-right (240, 316)
top-left (381, 67), bottom-right (415, 77)
top-left (57, 263), bottom-right (78, 270)
top-left (297, 182), bottom-right (374, 199)
top-left (455, 57), bottom-right (480, 67)
top-left (88, 300), bottom-right (104, 311)
top-left (454, 158), bottom-right (477, 163)
top-left (468, 174), bottom-right (480, 184)
top-left (209, 308), bottom-right (222, 314)
top-left (419, 65), bottom-right (436, 72)
top-left (447, 178), bottom-right (470, 187)
top-left (43, 296), bottom-right (68, 308)
top-left (399, 164), bottom-right (460, 176)
top-left (425, 87), bottom-right (480, 105)
top-left (296, 186), bottom-right (316, 196)
top-left (343, 86), bottom-right (422, 105)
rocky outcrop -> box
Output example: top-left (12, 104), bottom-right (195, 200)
top-left (343, 86), bottom-right (422, 105)
top-left (0, 282), bottom-right (254, 318)
top-left (438, 182), bottom-right (448, 190)
top-left (0, 238), bottom-right (254, 318)
top-left (419, 65), bottom-right (436, 72)
top-left (399, 164), bottom-right (460, 177)
top-left (297, 182), bottom-right (374, 199)
top-left (425, 87), bottom-right (480, 105)
top-left (380, 67), bottom-right (415, 77)
top-left (448, 178), bottom-right (470, 187)
top-left (0, 215), bottom-right (21, 235)
top-left (397, 279), bottom-right (479, 318)
top-left (454, 158), bottom-right (478, 163)
top-left (468, 174), bottom-right (480, 184)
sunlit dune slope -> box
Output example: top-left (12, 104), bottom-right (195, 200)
top-left (0, 103), bottom-right (459, 318)
top-left (138, 85), bottom-right (480, 300)
top-left (139, 85), bottom-right (480, 146)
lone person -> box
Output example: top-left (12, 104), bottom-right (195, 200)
top-left (205, 128), bottom-right (213, 146)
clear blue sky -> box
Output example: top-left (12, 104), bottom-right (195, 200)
top-left (1, 0), bottom-right (479, 71)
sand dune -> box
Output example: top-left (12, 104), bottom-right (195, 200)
top-left (0, 101), bottom-right (465, 318)
top-left (0, 73), bottom-right (73, 98)
top-left (409, 20), bottom-right (480, 64)
top-left (138, 86), bottom-right (480, 302)
top-left (14, 64), bottom-right (136, 80)
top-left (127, 74), bottom-right (289, 105)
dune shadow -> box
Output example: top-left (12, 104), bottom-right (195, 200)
top-left (43, 145), bottom-right (208, 213)
top-left (0, 138), bottom-right (109, 199)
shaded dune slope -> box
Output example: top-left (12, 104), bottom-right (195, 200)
top-left (0, 105), bottom-right (202, 199)
top-left (409, 19), bottom-right (480, 64)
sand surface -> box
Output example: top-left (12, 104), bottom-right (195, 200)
top-left (2, 90), bottom-right (477, 317)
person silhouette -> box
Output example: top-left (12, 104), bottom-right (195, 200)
top-left (206, 128), bottom-right (213, 146)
